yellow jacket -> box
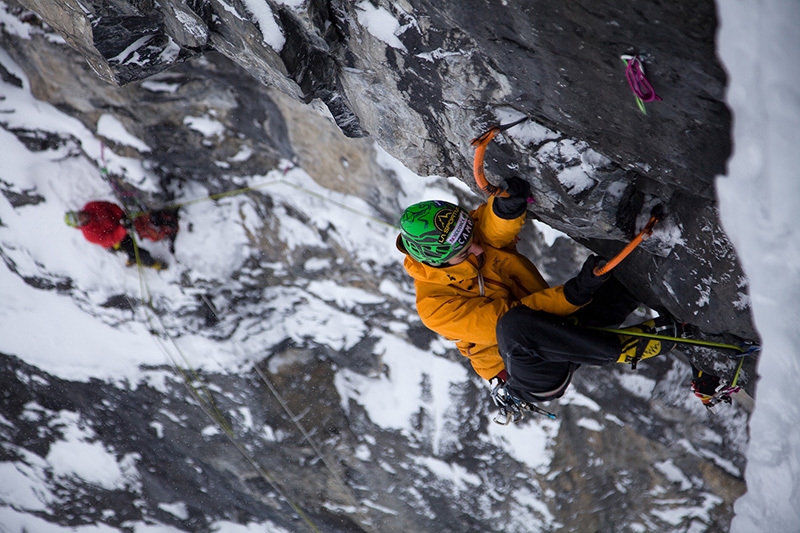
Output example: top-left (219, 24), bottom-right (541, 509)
top-left (400, 197), bottom-right (582, 380)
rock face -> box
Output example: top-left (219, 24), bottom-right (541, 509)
top-left (0, 1), bottom-right (758, 532)
top-left (12, 0), bottom-right (752, 338)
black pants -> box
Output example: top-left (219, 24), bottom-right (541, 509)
top-left (497, 277), bottom-right (639, 402)
top-left (115, 235), bottom-right (157, 267)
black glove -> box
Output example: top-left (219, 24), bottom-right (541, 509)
top-left (492, 176), bottom-right (531, 219)
top-left (563, 255), bottom-right (610, 306)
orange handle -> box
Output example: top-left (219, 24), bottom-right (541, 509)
top-left (470, 117), bottom-right (528, 197)
top-left (593, 215), bottom-right (659, 276)
top-left (471, 128), bottom-right (505, 196)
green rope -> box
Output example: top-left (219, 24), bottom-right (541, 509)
top-left (585, 325), bottom-right (748, 353)
top-left (128, 177), bottom-right (398, 230)
top-left (729, 356), bottom-right (745, 388)
top-left (158, 179), bottom-right (284, 211)
top-left (131, 236), bottom-right (233, 434)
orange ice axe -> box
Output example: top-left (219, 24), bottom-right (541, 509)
top-left (594, 210), bottom-right (661, 276)
top-left (470, 117), bottom-right (528, 197)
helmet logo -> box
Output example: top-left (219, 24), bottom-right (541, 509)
top-left (436, 209), bottom-right (472, 248)
top-left (434, 208), bottom-right (458, 243)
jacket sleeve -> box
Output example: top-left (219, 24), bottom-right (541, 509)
top-left (520, 285), bottom-right (583, 316)
top-left (472, 198), bottom-right (525, 249)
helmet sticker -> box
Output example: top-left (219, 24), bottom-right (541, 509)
top-left (444, 211), bottom-right (472, 247)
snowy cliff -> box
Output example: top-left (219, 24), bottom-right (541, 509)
top-left (2, 1), bottom-right (793, 532)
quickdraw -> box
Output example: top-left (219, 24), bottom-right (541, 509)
top-left (621, 54), bottom-right (662, 114)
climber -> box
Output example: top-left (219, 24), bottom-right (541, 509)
top-left (396, 177), bottom-right (680, 416)
top-left (64, 200), bottom-right (177, 270)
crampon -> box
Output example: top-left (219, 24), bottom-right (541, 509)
top-left (491, 380), bottom-right (556, 424)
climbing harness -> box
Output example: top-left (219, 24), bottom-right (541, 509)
top-left (621, 54), bottom-right (662, 114)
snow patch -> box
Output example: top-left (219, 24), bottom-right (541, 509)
top-left (184, 115), bottom-right (226, 138)
top-left (355, 1), bottom-right (407, 52)
top-left (241, 0), bottom-right (285, 52)
top-left (617, 372), bottom-right (657, 399)
top-left (97, 114), bottom-right (151, 153)
top-left (47, 412), bottom-right (141, 491)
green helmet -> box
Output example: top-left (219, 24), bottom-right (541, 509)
top-left (64, 211), bottom-right (81, 227)
top-left (399, 200), bottom-right (474, 266)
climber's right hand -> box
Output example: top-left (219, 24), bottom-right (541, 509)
top-left (563, 254), bottom-right (610, 306)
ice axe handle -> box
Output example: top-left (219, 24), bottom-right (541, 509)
top-left (471, 117), bottom-right (528, 198)
top-left (593, 215), bottom-right (659, 276)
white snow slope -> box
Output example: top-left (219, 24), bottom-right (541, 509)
top-left (716, 1), bottom-right (800, 531)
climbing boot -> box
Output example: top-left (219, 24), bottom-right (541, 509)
top-left (616, 315), bottom-right (677, 368)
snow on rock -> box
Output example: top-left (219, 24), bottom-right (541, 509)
top-left (97, 114), bottom-right (152, 152)
top-left (242, 0), bottom-right (285, 52)
top-left (355, 1), bottom-right (408, 52)
top-left (0, 1), bottom-right (780, 530)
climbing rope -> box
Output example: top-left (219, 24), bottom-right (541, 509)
top-left (96, 146), bottom-right (390, 530)
top-left (249, 359), bottom-right (368, 518)
top-left (125, 176), bottom-right (397, 230)
top-left (584, 323), bottom-right (754, 354)
top-left (98, 141), bottom-right (397, 231)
